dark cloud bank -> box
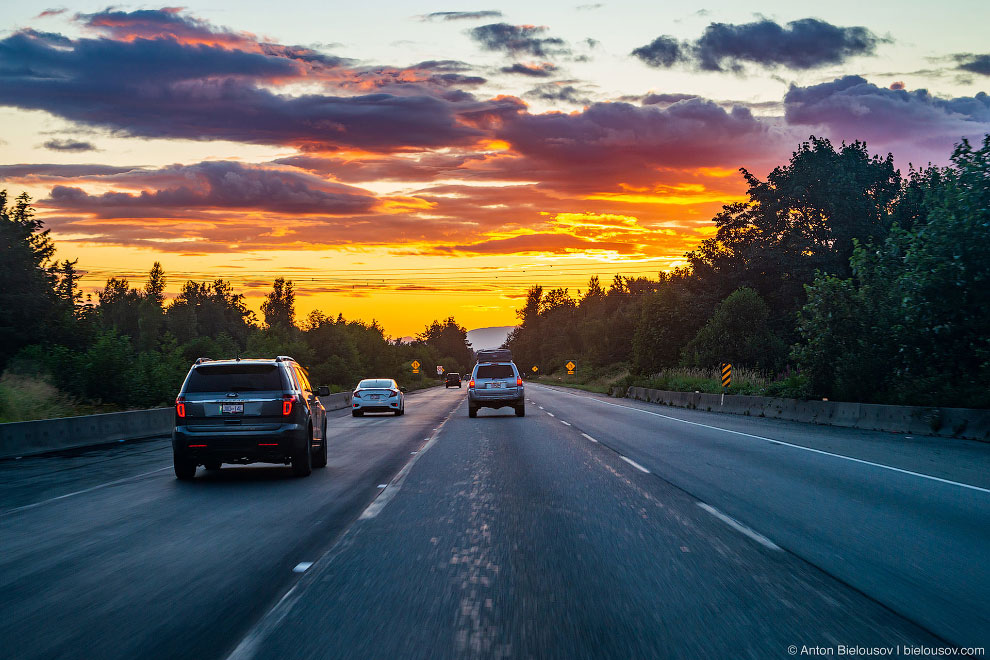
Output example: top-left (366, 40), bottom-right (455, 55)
top-left (633, 18), bottom-right (885, 72)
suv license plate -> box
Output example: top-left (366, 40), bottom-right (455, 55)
top-left (490, 382), bottom-right (502, 388)
top-left (221, 403), bottom-right (244, 414)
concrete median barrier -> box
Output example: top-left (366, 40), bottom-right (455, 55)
top-left (0, 392), bottom-right (355, 459)
top-left (320, 392), bottom-right (351, 411)
top-left (0, 408), bottom-right (174, 459)
top-left (624, 387), bottom-right (990, 441)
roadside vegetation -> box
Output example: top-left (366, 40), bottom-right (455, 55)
top-left (510, 135), bottom-right (990, 408)
top-left (0, 192), bottom-right (474, 416)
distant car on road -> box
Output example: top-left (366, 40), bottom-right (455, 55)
top-left (445, 372), bottom-right (461, 388)
top-left (352, 378), bottom-right (406, 417)
top-left (172, 356), bottom-right (329, 480)
top-left (468, 357), bottom-right (524, 417)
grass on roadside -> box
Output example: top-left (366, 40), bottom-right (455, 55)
top-left (632, 366), bottom-right (811, 399)
top-left (531, 364), bottom-right (632, 395)
top-left (0, 371), bottom-right (81, 423)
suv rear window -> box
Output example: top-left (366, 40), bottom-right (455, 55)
top-left (476, 365), bottom-right (514, 379)
top-left (184, 365), bottom-right (285, 392)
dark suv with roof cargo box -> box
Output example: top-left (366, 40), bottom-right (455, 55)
top-left (172, 356), bottom-right (329, 480)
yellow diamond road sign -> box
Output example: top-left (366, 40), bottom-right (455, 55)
top-left (566, 361), bottom-right (575, 370)
top-left (532, 365), bottom-right (538, 372)
top-left (411, 360), bottom-right (420, 369)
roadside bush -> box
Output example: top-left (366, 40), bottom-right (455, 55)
top-left (0, 371), bottom-right (78, 422)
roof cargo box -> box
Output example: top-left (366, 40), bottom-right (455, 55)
top-left (476, 348), bottom-right (513, 363)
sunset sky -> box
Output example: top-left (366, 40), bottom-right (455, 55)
top-left (1, 1), bottom-right (988, 336)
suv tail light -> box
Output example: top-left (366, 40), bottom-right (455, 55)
top-left (516, 377), bottom-right (523, 386)
top-left (175, 396), bottom-right (186, 418)
top-left (468, 379), bottom-right (475, 388)
top-left (282, 393), bottom-right (298, 416)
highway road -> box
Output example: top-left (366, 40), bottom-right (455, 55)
top-left (2, 384), bottom-right (987, 659)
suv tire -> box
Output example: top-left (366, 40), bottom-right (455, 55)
top-left (174, 453), bottom-right (196, 481)
top-left (468, 404), bottom-right (478, 418)
top-left (292, 429), bottom-right (313, 477)
top-left (515, 404), bottom-right (525, 417)
top-left (312, 421), bottom-right (328, 468)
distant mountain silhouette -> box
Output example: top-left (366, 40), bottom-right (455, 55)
top-left (467, 325), bottom-right (516, 351)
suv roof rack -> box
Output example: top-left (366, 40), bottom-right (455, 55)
top-left (195, 357), bottom-right (212, 364)
top-left (275, 355), bottom-right (296, 363)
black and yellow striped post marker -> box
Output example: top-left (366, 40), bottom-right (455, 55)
top-left (721, 363), bottom-right (732, 388)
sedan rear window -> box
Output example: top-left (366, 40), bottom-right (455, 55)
top-left (358, 379), bottom-right (394, 389)
top-left (476, 365), bottom-right (514, 379)
top-left (184, 365), bottom-right (285, 392)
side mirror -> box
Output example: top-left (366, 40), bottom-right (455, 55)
top-left (317, 386), bottom-right (330, 397)
top-left (400, 387), bottom-right (407, 393)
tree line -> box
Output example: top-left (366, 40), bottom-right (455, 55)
top-left (0, 194), bottom-right (474, 411)
top-left (505, 135), bottom-right (990, 408)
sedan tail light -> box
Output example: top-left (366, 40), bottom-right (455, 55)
top-left (352, 390), bottom-right (362, 398)
top-left (282, 393), bottom-right (298, 416)
top-left (175, 396), bottom-right (186, 418)
top-left (389, 389), bottom-right (399, 397)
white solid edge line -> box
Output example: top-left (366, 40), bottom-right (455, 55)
top-left (1, 466), bottom-right (172, 517)
top-left (620, 455), bottom-right (650, 473)
top-left (532, 384), bottom-right (990, 495)
top-left (560, 420), bottom-right (571, 426)
top-left (697, 502), bottom-right (781, 551)
top-left (581, 433), bottom-right (598, 443)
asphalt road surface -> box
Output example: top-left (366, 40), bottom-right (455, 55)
top-left (2, 384), bottom-right (987, 659)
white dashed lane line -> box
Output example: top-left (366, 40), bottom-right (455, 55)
top-left (620, 456), bottom-right (650, 474)
top-left (292, 562), bottom-right (313, 573)
top-left (581, 433), bottom-right (598, 443)
top-left (546, 412), bottom-right (555, 417)
top-left (537, 385), bottom-right (990, 495)
top-left (560, 420), bottom-right (571, 426)
top-left (697, 503), bottom-right (781, 551)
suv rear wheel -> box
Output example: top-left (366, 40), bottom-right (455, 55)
top-left (292, 427), bottom-right (313, 477)
top-left (468, 404), bottom-right (478, 418)
top-left (174, 452), bottom-right (196, 481)
top-left (515, 404), bottom-right (525, 417)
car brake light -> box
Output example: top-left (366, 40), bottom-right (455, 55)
top-left (516, 378), bottom-right (523, 386)
top-left (175, 396), bottom-right (186, 418)
top-left (468, 380), bottom-right (475, 388)
top-left (282, 393), bottom-right (298, 416)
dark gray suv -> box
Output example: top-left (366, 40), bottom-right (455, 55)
top-left (172, 356), bottom-right (329, 480)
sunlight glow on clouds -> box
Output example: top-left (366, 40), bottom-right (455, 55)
top-left (0, 4), bottom-right (987, 334)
